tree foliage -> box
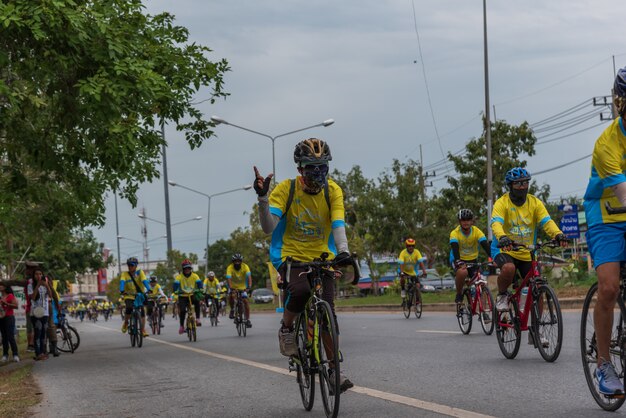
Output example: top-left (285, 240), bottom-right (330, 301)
top-left (0, 0), bottom-right (230, 264)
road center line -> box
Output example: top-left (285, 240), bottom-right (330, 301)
top-left (90, 324), bottom-right (493, 418)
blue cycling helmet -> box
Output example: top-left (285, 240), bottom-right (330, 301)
top-left (614, 67), bottom-right (626, 116)
top-left (505, 167), bottom-right (531, 184)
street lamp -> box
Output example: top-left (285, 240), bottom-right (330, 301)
top-left (210, 115), bottom-right (334, 181)
top-left (168, 181), bottom-right (252, 275)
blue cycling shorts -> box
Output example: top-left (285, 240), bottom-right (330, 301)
top-left (586, 222), bottom-right (626, 268)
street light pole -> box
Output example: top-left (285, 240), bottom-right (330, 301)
top-left (483, 0), bottom-right (494, 241)
top-left (168, 181), bottom-right (252, 276)
top-left (161, 120), bottom-right (173, 264)
top-left (210, 116), bottom-right (334, 181)
top-left (114, 191), bottom-right (122, 277)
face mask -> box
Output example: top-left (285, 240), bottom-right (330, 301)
top-left (234, 263), bottom-right (242, 271)
top-left (301, 163), bottom-right (329, 194)
top-left (509, 187), bottom-right (528, 206)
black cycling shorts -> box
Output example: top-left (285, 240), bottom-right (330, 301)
top-left (494, 253), bottom-right (533, 283)
top-left (124, 299), bottom-right (145, 317)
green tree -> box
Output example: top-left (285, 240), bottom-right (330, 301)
top-left (0, 0), bottom-right (230, 259)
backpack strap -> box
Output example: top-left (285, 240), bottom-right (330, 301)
top-left (281, 179), bottom-right (332, 219)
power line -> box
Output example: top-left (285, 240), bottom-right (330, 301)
top-left (536, 121), bottom-right (607, 145)
top-left (411, 0), bottom-right (448, 172)
top-left (532, 154), bottom-right (591, 176)
top-left (532, 108), bottom-right (603, 134)
top-left (530, 100), bottom-right (592, 128)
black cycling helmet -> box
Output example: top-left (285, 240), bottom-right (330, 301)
top-left (294, 138), bottom-right (332, 165)
top-left (126, 257), bottom-right (138, 266)
top-left (150, 276), bottom-right (157, 283)
top-left (614, 67), bottom-right (626, 117)
top-left (232, 253), bottom-right (243, 262)
top-left (458, 209), bottom-right (474, 220)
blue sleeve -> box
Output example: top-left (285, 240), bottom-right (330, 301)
top-left (173, 282), bottom-right (180, 292)
top-left (120, 279), bottom-right (125, 292)
top-left (196, 280), bottom-right (203, 289)
top-left (143, 280), bottom-right (151, 293)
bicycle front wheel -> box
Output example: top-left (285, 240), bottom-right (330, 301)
top-left (496, 297), bottom-right (521, 359)
top-left (56, 328), bottom-right (74, 354)
top-left (414, 291), bottom-right (422, 319)
top-left (68, 325), bottom-right (80, 351)
top-left (479, 286), bottom-right (495, 335)
top-left (581, 282), bottom-right (626, 411)
top-left (317, 300), bottom-right (341, 418)
top-left (402, 292), bottom-right (412, 319)
top-left (457, 290), bottom-right (473, 335)
top-left (294, 312), bottom-right (315, 411)
top-left (130, 315), bottom-right (137, 348)
top-left (532, 285), bottom-right (563, 362)
top-left (136, 313), bottom-right (143, 348)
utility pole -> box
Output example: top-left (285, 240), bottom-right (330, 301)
top-left (161, 120), bottom-right (173, 266)
top-left (418, 145), bottom-right (434, 224)
top-left (483, 0), bottom-right (494, 242)
top-left (140, 207), bottom-right (148, 271)
top-left (593, 96), bottom-right (615, 121)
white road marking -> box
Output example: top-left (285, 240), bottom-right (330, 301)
top-left (91, 323), bottom-right (494, 418)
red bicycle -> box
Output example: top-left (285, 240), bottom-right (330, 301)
top-left (495, 240), bottom-right (564, 362)
top-left (456, 262), bottom-right (495, 335)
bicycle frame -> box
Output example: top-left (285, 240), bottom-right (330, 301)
top-left (464, 265), bottom-right (490, 316)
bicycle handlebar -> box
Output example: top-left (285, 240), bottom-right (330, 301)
top-left (285, 252), bottom-right (361, 285)
top-left (497, 239), bottom-right (563, 252)
top-left (605, 201), bottom-right (626, 215)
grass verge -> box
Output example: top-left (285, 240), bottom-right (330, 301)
top-left (0, 363), bottom-right (40, 418)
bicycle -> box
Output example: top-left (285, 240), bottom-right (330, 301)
top-left (232, 290), bottom-right (247, 337)
top-left (401, 273), bottom-right (423, 319)
top-left (182, 293), bottom-right (197, 342)
top-left (129, 294), bottom-right (145, 348)
top-left (207, 295), bottom-right (220, 327)
top-left (495, 240), bottom-right (564, 362)
top-left (286, 252), bottom-right (360, 418)
top-left (147, 297), bottom-right (162, 335)
top-left (55, 313), bottom-right (80, 353)
top-left (456, 262), bottom-right (495, 335)
top-left (581, 202), bottom-right (626, 411)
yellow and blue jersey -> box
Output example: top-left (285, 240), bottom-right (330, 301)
top-left (203, 278), bottom-right (220, 295)
top-left (119, 270), bottom-right (150, 300)
top-left (225, 263), bottom-right (251, 290)
top-left (397, 248), bottom-right (424, 276)
top-left (174, 273), bottom-right (203, 296)
top-left (491, 193), bottom-right (561, 261)
top-left (268, 177), bottom-right (345, 269)
top-left (584, 117), bottom-right (626, 228)
top-left (449, 225), bottom-right (487, 263)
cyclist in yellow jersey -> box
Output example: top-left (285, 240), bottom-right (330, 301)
top-left (119, 257), bottom-right (151, 337)
top-left (203, 271), bottom-right (221, 323)
top-left (397, 238), bottom-right (427, 302)
top-left (173, 259), bottom-right (203, 335)
top-left (254, 138), bottom-right (355, 393)
top-left (583, 67), bottom-right (626, 396)
top-left (491, 168), bottom-right (566, 315)
top-left (449, 209), bottom-right (492, 305)
top-left (226, 254), bottom-right (253, 328)
top-left (146, 276), bottom-right (166, 328)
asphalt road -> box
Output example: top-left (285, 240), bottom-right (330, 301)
top-left (29, 308), bottom-right (624, 417)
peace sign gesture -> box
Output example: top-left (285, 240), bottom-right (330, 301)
top-left (253, 166), bottom-right (273, 197)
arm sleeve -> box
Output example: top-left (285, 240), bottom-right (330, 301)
top-left (450, 242), bottom-right (460, 261)
top-left (491, 198), bottom-right (507, 239)
top-left (196, 279), bottom-right (203, 289)
top-left (258, 195), bottom-right (279, 233)
top-left (332, 226), bottom-right (349, 253)
top-left (596, 139), bottom-right (626, 188)
top-left (142, 280), bottom-right (151, 293)
top-left (535, 199), bottom-right (562, 238)
top-left (119, 279), bottom-right (125, 293)
top-left (173, 280), bottom-right (180, 293)
top-left (480, 240), bottom-right (491, 257)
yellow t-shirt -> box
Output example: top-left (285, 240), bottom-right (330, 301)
top-left (268, 177), bottom-right (345, 269)
top-left (119, 270), bottom-right (150, 300)
top-left (148, 283), bottom-right (164, 298)
top-left (226, 263), bottom-right (251, 290)
top-left (449, 225), bottom-right (487, 261)
top-left (584, 117), bottom-right (626, 227)
top-left (491, 193), bottom-right (562, 261)
top-left (397, 248), bottom-right (424, 276)
top-left (203, 278), bottom-right (220, 295)
top-left (175, 273), bottom-right (202, 296)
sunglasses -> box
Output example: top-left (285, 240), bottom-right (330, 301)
top-left (512, 180), bottom-right (529, 187)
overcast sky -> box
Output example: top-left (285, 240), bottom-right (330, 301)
top-left (92, 0), bottom-right (626, 270)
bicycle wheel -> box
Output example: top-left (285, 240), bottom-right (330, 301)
top-left (294, 312), bottom-right (315, 410)
top-left (581, 283), bottom-right (626, 411)
top-left (496, 297), bottom-right (521, 359)
top-left (157, 310), bottom-right (162, 335)
top-left (532, 285), bottom-right (563, 362)
top-left (414, 290), bottom-right (422, 319)
top-left (317, 300), bottom-right (341, 418)
top-left (457, 290), bottom-right (473, 335)
top-left (151, 313), bottom-right (158, 335)
top-left (187, 316), bottom-right (193, 342)
top-left (67, 325), bottom-right (80, 351)
top-left (136, 313), bottom-right (143, 348)
top-left (192, 321), bottom-right (197, 342)
top-left (130, 315), bottom-right (137, 348)
top-left (479, 286), bottom-right (495, 335)
top-left (56, 328), bottom-right (74, 354)
top-left (210, 303), bottom-right (218, 326)
top-left (402, 291), bottom-right (412, 319)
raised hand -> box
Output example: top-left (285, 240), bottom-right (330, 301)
top-left (253, 166), bottom-right (273, 197)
